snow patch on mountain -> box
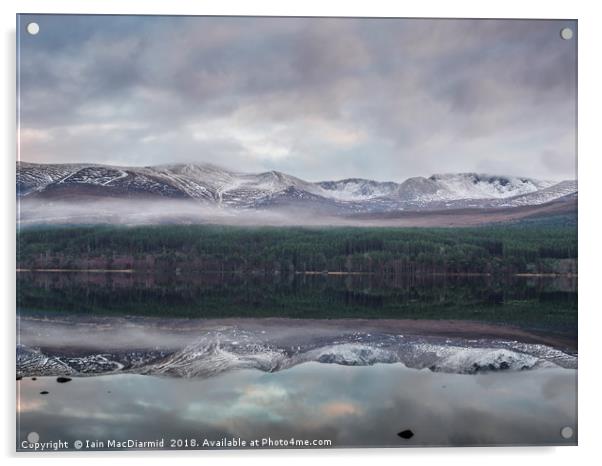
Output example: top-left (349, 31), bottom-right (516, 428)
top-left (496, 180), bottom-right (578, 207)
top-left (318, 179), bottom-right (399, 201)
top-left (16, 162), bottom-right (577, 214)
top-left (16, 162), bottom-right (86, 196)
top-left (427, 173), bottom-right (555, 200)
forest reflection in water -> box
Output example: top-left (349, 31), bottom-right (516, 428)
top-left (17, 270), bottom-right (577, 332)
top-left (16, 271), bottom-right (578, 449)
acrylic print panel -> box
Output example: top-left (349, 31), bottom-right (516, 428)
top-left (16, 15), bottom-right (577, 451)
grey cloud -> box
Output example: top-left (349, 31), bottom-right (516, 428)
top-left (18, 15), bottom-right (577, 181)
top-left (540, 148), bottom-right (577, 177)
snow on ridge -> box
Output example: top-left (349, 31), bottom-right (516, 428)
top-left (497, 180), bottom-right (578, 207)
top-left (318, 179), bottom-right (399, 201)
top-left (426, 173), bottom-right (556, 200)
top-left (16, 162), bottom-right (577, 210)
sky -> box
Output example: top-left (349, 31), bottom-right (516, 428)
top-left (17, 15), bottom-right (577, 182)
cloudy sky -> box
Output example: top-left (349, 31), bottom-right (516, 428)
top-left (18, 15), bottom-right (576, 182)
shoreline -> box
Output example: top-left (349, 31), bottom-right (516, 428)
top-left (16, 268), bottom-right (577, 278)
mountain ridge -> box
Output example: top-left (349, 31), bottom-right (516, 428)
top-left (16, 161), bottom-right (576, 214)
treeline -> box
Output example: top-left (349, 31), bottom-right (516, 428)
top-left (17, 224), bottom-right (577, 275)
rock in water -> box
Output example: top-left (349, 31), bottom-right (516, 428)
top-left (397, 429), bottom-right (414, 439)
top-left (56, 377), bottom-right (72, 383)
top-left (40, 391), bottom-right (49, 395)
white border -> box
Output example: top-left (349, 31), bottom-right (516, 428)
top-left (2, 1), bottom-right (601, 465)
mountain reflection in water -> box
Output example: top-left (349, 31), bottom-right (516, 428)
top-left (16, 270), bottom-right (577, 449)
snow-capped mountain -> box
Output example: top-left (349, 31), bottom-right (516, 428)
top-left (493, 180), bottom-right (578, 207)
top-left (317, 179), bottom-right (399, 201)
top-left (16, 161), bottom-right (577, 214)
top-left (16, 162), bottom-right (87, 196)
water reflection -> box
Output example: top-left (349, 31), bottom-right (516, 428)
top-left (16, 270), bottom-right (578, 449)
top-left (17, 271), bottom-right (577, 330)
top-left (17, 364), bottom-right (577, 449)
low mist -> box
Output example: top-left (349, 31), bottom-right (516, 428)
top-left (17, 198), bottom-right (362, 228)
top-left (17, 197), bottom-right (564, 229)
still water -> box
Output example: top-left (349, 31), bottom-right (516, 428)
top-left (17, 271), bottom-right (577, 330)
top-left (16, 271), bottom-right (577, 449)
top-left (18, 365), bottom-right (576, 449)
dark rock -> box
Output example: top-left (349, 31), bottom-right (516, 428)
top-left (56, 377), bottom-right (72, 383)
top-left (397, 429), bottom-right (414, 439)
top-left (16, 375), bottom-right (22, 381)
top-left (31, 377), bottom-right (37, 381)
top-left (40, 391), bottom-right (49, 395)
